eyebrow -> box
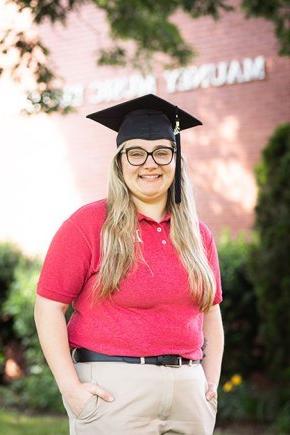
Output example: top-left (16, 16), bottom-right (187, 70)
top-left (124, 145), bottom-right (175, 151)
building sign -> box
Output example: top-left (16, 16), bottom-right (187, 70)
top-left (61, 55), bottom-right (266, 107)
top-left (89, 74), bottom-right (157, 104)
top-left (164, 56), bottom-right (265, 92)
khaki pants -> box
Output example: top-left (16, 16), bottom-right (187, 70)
top-left (61, 360), bottom-right (218, 435)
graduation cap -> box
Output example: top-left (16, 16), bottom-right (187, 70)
top-left (86, 93), bottom-right (202, 203)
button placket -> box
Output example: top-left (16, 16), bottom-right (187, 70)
top-left (148, 221), bottom-right (169, 247)
top-left (156, 225), bottom-right (168, 246)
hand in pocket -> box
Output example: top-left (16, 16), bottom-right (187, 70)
top-left (62, 381), bottom-right (114, 418)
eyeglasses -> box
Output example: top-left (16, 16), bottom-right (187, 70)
top-left (120, 146), bottom-right (176, 166)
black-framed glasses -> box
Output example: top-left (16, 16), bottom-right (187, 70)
top-left (120, 146), bottom-right (176, 166)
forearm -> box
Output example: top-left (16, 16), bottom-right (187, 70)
top-left (201, 306), bottom-right (224, 388)
top-left (34, 298), bottom-right (80, 394)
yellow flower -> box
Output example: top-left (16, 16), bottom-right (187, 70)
top-left (223, 381), bottom-right (233, 392)
top-left (231, 374), bottom-right (242, 386)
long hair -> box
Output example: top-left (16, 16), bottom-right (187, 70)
top-left (89, 143), bottom-right (217, 313)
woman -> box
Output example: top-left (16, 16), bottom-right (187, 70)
top-left (34, 94), bottom-right (224, 435)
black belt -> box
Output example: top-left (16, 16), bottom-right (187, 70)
top-left (71, 348), bottom-right (201, 367)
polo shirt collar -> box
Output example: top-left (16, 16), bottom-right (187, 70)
top-left (137, 210), bottom-right (171, 224)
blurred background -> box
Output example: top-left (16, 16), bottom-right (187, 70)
top-left (0, 0), bottom-right (289, 433)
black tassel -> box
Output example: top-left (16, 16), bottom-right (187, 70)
top-left (174, 106), bottom-right (181, 204)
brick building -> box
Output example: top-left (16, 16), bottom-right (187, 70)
top-left (0, 0), bottom-right (289, 256)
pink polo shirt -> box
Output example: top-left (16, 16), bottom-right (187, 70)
top-left (36, 199), bottom-right (223, 360)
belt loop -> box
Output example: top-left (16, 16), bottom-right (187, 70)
top-left (140, 357), bottom-right (145, 364)
top-left (188, 359), bottom-right (193, 366)
top-left (71, 348), bottom-right (78, 363)
top-left (178, 356), bottom-right (182, 366)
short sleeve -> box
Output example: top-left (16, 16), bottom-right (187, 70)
top-left (200, 222), bottom-right (223, 305)
top-left (36, 218), bottom-right (92, 304)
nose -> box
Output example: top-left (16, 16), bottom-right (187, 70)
top-left (143, 153), bottom-right (158, 168)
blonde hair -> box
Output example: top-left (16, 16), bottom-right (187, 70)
top-left (89, 143), bottom-right (217, 313)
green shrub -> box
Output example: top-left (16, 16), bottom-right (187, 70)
top-left (3, 257), bottom-right (41, 341)
top-left (249, 123), bottom-right (290, 381)
top-left (1, 366), bottom-right (64, 413)
top-left (250, 124), bottom-right (290, 434)
top-left (0, 242), bottom-right (23, 291)
top-left (215, 225), bottom-right (290, 428)
top-left (217, 379), bottom-right (272, 423)
top-left (1, 253), bottom-right (65, 412)
top-left (217, 229), bottom-right (263, 378)
top-left (0, 242), bottom-right (26, 380)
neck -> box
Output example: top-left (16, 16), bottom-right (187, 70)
top-left (132, 195), bottom-right (168, 222)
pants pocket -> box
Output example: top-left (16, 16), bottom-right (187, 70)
top-left (62, 390), bottom-right (101, 422)
top-left (198, 365), bottom-right (218, 414)
top-left (207, 395), bottom-right (218, 413)
top-left (62, 362), bottom-right (100, 422)
top-left (76, 394), bottom-right (100, 420)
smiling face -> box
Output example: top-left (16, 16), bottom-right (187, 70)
top-left (119, 138), bottom-right (176, 204)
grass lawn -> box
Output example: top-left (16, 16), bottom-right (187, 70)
top-left (0, 409), bottom-right (274, 435)
top-left (0, 409), bottom-right (68, 435)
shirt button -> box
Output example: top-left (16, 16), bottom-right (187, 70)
top-left (161, 240), bottom-right (167, 245)
top-left (157, 227), bottom-right (162, 232)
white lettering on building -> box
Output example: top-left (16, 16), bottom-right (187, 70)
top-left (61, 56), bottom-right (266, 107)
top-left (60, 85), bottom-right (84, 108)
top-left (88, 74), bottom-right (156, 104)
top-left (164, 55), bottom-right (266, 93)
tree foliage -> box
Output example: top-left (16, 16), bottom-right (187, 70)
top-left (241, 0), bottom-right (290, 56)
top-left (249, 123), bottom-right (290, 381)
top-left (0, 0), bottom-right (289, 114)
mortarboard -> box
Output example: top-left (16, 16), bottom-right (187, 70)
top-left (86, 93), bottom-right (202, 203)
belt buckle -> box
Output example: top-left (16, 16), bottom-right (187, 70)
top-left (159, 355), bottom-right (182, 367)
